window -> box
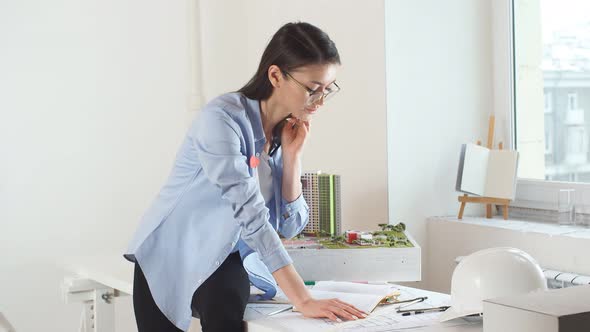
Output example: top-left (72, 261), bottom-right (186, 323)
top-left (492, 0), bottom-right (590, 213)
top-left (544, 119), bottom-right (553, 155)
top-left (544, 92), bottom-right (552, 113)
top-left (513, 0), bottom-right (590, 184)
top-left (567, 93), bottom-right (578, 111)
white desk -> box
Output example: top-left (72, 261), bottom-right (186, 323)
top-left (247, 285), bottom-right (482, 332)
top-left (62, 254), bottom-right (482, 332)
top-left (61, 254), bottom-right (134, 332)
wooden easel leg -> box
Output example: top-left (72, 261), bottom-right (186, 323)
top-left (486, 204), bottom-right (493, 218)
top-left (503, 204), bottom-right (509, 220)
top-left (458, 202), bottom-right (466, 219)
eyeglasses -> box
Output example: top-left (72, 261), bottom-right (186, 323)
top-left (392, 296), bottom-right (427, 309)
top-left (283, 71), bottom-right (340, 106)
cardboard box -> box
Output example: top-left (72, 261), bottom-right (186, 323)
top-left (483, 285), bottom-right (590, 332)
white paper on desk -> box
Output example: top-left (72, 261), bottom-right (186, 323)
top-left (339, 312), bottom-right (442, 331)
top-left (249, 284), bottom-right (475, 332)
top-left (313, 281), bottom-right (399, 297)
top-left (307, 290), bottom-right (384, 314)
top-left (250, 311), bottom-right (340, 332)
top-left (251, 309), bottom-right (447, 332)
top-left (250, 286), bottom-right (391, 332)
top-left (244, 303), bottom-right (293, 321)
top-left (251, 305), bottom-right (474, 332)
top-left (337, 306), bottom-right (475, 332)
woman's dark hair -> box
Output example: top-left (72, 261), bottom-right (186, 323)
top-left (238, 22), bottom-right (340, 101)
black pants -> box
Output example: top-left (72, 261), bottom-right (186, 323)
top-left (133, 252), bottom-right (250, 332)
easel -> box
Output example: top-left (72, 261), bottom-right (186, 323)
top-left (457, 115), bottom-right (511, 220)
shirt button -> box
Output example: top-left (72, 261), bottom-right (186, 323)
top-left (198, 279), bottom-right (203, 284)
top-left (231, 241), bottom-right (236, 247)
top-left (215, 261), bottom-right (220, 266)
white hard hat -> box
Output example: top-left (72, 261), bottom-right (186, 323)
top-left (440, 247), bottom-right (547, 322)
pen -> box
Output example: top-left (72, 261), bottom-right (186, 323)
top-left (400, 306), bottom-right (450, 316)
top-left (267, 306), bottom-right (293, 316)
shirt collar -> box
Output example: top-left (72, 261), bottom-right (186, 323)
top-left (243, 94), bottom-right (266, 143)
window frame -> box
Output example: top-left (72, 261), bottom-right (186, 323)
top-left (544, 118), bottom-right (553, 155)
top-left (568, 92), bottom-right (579, 111)
top-left (544, 91), bottom-right (552, 113)
top-left (493, 0), bottom-right (590, 214)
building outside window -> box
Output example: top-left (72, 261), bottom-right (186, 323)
top-left (514, 0), bottom-right (590, 183)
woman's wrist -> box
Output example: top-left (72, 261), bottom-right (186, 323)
top-left (282, 153), bottom-right (302, 202)
top-left (272, 264), bottom-right (313, 309)
top-left (282, 152), bottom-right (301, 164)
top-left (291, 290), bottom-right (313, 309)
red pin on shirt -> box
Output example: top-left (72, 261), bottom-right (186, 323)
top-left (249, 155), bottom-right (260, 168)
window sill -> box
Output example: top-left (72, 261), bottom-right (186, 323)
top-left (430, 215), bottom-right (590, 240)
top-left (513, 178), bottom-right (590, 214)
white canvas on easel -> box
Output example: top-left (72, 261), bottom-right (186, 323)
top-left (456, 143), bottom-right (519, 200)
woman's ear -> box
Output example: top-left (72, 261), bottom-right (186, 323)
top-left (267, 65), bottom-right (283, 88)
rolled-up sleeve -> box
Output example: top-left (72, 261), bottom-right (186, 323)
top-left (192, 108), bottom-right (292, 272)
top-left (278, 193), bottom-right (309, 239)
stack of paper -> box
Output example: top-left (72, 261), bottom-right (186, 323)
top-left (301, 281), bottom-right (400, 313)
top-left (248, 283), bottom-right (478, 332)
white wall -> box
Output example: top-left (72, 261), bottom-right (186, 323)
top-left (1, 1), bottom-right (191, 330)
top-left (385, 0), bottom-right (493, 288)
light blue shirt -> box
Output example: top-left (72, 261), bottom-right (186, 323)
top-left (124, 92), bottom-right (309, 331)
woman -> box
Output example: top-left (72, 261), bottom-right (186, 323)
top-left (124, 22), bottom-right (366, 332)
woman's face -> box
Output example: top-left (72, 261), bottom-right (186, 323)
top-left (280, 63), bottom-right (340, 122)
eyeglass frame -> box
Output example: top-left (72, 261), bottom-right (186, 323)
top-left (381, 296), bottom-right (428, 308)
top-left (281, 70), bottom-right (340, 105)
